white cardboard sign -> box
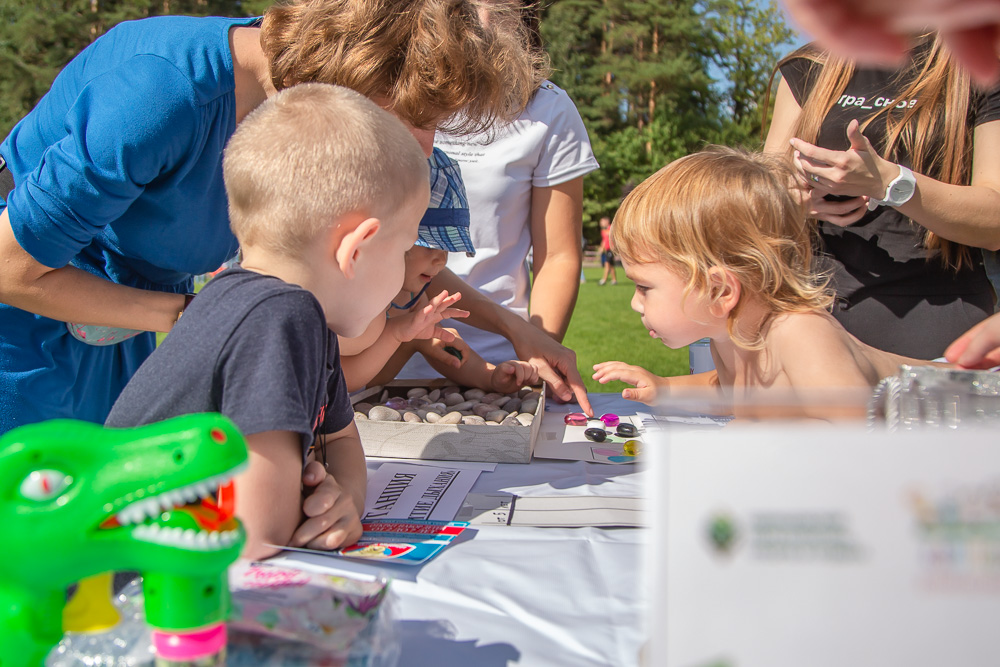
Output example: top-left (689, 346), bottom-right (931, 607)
top-left (648, 425), bottom-right (1000, 667)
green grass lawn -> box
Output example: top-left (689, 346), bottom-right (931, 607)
top-left (565, 267), bottom-right (688, 394)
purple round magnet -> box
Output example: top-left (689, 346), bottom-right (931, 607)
top-left (599, 413), bottom-right (620, 428)
top-left (385, 397), bottom-right (409, 410)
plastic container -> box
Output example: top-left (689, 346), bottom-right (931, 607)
top-left (688, 338), bottom-right (714, 374)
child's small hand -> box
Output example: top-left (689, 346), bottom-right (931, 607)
top-left (389, 290), bottom-right (469, 344)
top-left (417, 328), bottom-right (471, 369)
top-left (490, 360), bottom-right (539, 394)
top-left (292, 460), bottom-right (363, 551)
top-left (592, 361), bottom-right (663, 405)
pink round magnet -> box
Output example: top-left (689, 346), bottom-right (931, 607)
top-left (599, 413), bottom-right (620, 428)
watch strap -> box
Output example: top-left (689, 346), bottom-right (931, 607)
top-left (867, 165), bottom-right (915, 211)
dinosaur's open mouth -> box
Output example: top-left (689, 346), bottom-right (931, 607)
top-left (98, 463), bottom-right (247, 551)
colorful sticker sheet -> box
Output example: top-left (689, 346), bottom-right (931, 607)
top-left (335, 519), bottom-right (469, 565)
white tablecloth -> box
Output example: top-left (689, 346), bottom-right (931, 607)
top-left (272, 394), bottom-right (647, 667)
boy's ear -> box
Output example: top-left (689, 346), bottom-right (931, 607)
top-left (706, 266), bottom-right (741, 318)
top-left (331, 216), bottom-right (381, 280)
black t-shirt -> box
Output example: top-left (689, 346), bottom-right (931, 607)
top-left (106, 267), bottom-right (353, 463)
top-left (780, 54), bottom-right (1000, 351)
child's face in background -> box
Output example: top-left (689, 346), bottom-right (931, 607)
top-left (622, 259), bottom-right (723, 349)
top-left (402, 245), bottom-right (449, 294)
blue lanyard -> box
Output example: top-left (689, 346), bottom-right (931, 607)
top-left (388, 281), bottom-right (431, 312)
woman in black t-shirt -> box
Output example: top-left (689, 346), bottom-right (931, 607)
top-left (764, 36), bottom-right (1000, 359)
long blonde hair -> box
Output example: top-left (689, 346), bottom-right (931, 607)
top-left (765, 35), bottom-right (975, 269)
top-left (611, 146), bottom-right (834, 350)
top-left (260, 0), bottom-right (549, 136)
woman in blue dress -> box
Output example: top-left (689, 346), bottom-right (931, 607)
top-left (0, 0), bottom-right (545, 433)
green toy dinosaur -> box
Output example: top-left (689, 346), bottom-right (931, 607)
top-left (0, 413), bottom-right (248, 667)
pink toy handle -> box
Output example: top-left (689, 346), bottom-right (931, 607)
top-left (152, 624), bottom-right (227, 661)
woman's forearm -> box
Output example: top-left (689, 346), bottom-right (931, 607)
top-left (0, 210), bottom-right (186, 331)
top-left (528, 178), bottom-right (584, 342)
top-left (894, 174), bottom-right (1000, 250)
top-left (428, 268), bottom-right (521, 340)
top-left (529, 253), bottom-right (581, 342)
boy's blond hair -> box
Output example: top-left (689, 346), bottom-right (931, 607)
top-left (611, 146), bottom-right (834, 349)
top-left (224, 83), bottom-right (428, 256)
top-left (260, 0), bottom-right (549, 136)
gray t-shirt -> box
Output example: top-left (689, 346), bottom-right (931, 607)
top-left (106, 267), bottom-right (352, 462)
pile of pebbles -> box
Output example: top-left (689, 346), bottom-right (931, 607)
top-left (354, 386), bottom-right (541, 427)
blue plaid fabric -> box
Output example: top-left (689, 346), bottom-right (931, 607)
top-left (416, 147), bottom-right (475, 256)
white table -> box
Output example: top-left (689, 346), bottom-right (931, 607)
top-left (273, 394), bottom-right (647, 667)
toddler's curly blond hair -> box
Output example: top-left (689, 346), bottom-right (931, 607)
top-left (611, 146), bottom-right (834, 349)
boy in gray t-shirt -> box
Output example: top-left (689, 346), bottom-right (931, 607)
top-left (107, 84), bottom-right (453, 559)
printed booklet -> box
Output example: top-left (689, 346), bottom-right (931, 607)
top-left (271, 519), bottom-right (469, 566)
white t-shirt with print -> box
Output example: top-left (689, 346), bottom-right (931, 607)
top-left (400, 81), bottom-right (599, 377)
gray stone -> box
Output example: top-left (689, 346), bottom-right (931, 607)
top-left (503, 398), bottom-right (522, 414)
top-left (473, 403), bottom-right (494, 418)
top-left (481, 392), bottom-right (504, 404)
top-left (379, 389), bottom-right (390, 403)
top-left (354, 411), bottom-right (368, 421)
top-left (485, 409), bottom-right (509, 423)
top-left (406, 387), bottom-right (428, 399)
top-left (369, 406), bottom-right (402, 422)
top-left (425, 403), bottom-right (447, 414)
top-left (522, 390), bottom-right (541, 402)
top-left (492, 395), bottom-right (512, 408)
top-left (443, 393), bottom-right (465, 407)
top-left (425, 412), bottom-right (441, 423)
top-left (520, 398), bottom-right (539, 415)
top-left (402, 411), bottom-right (423, 423)
top-left (515, 413), bottom-right (534, 426)
top-left (463, 388), bottom-right (486, 401)
top-left (461, 415), bottom-right (487, 425)
top-left (408, 397), bottom-right (430, 409)
top-left (438, 411), bottom-right (463, 425)
top-left (450, 400), bottom-right (475, 412)
top-left (427, 388), bottom-right (442, 402)
top-left (441, 385), bottom-right (462, 396)
top-left (354, 402), bottom-right (373, 417)
top-left (500, 414), bottom-right (521, 426)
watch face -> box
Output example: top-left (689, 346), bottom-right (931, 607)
top-left (889, 179), bottom-right (915, 203)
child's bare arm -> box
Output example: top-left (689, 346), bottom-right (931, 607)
top-left (592, 361), bottom-right (720, 404)
top-left (235, 430), bottom-right (310, 561)
top-left (291, 421), bottom-right (367, 551)
top-left (338, 315), bottom-right (386, 357)
top-left (340, 291), bottom-right (467, 391)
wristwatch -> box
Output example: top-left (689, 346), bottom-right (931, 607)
top-left (867, 165), bottom-right (916, 211)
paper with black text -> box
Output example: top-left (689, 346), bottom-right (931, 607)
top-left (363, 462), bottom-right (481, 522)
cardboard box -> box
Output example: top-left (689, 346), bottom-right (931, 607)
top-left (352, 379), bottom-right (545, 464)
